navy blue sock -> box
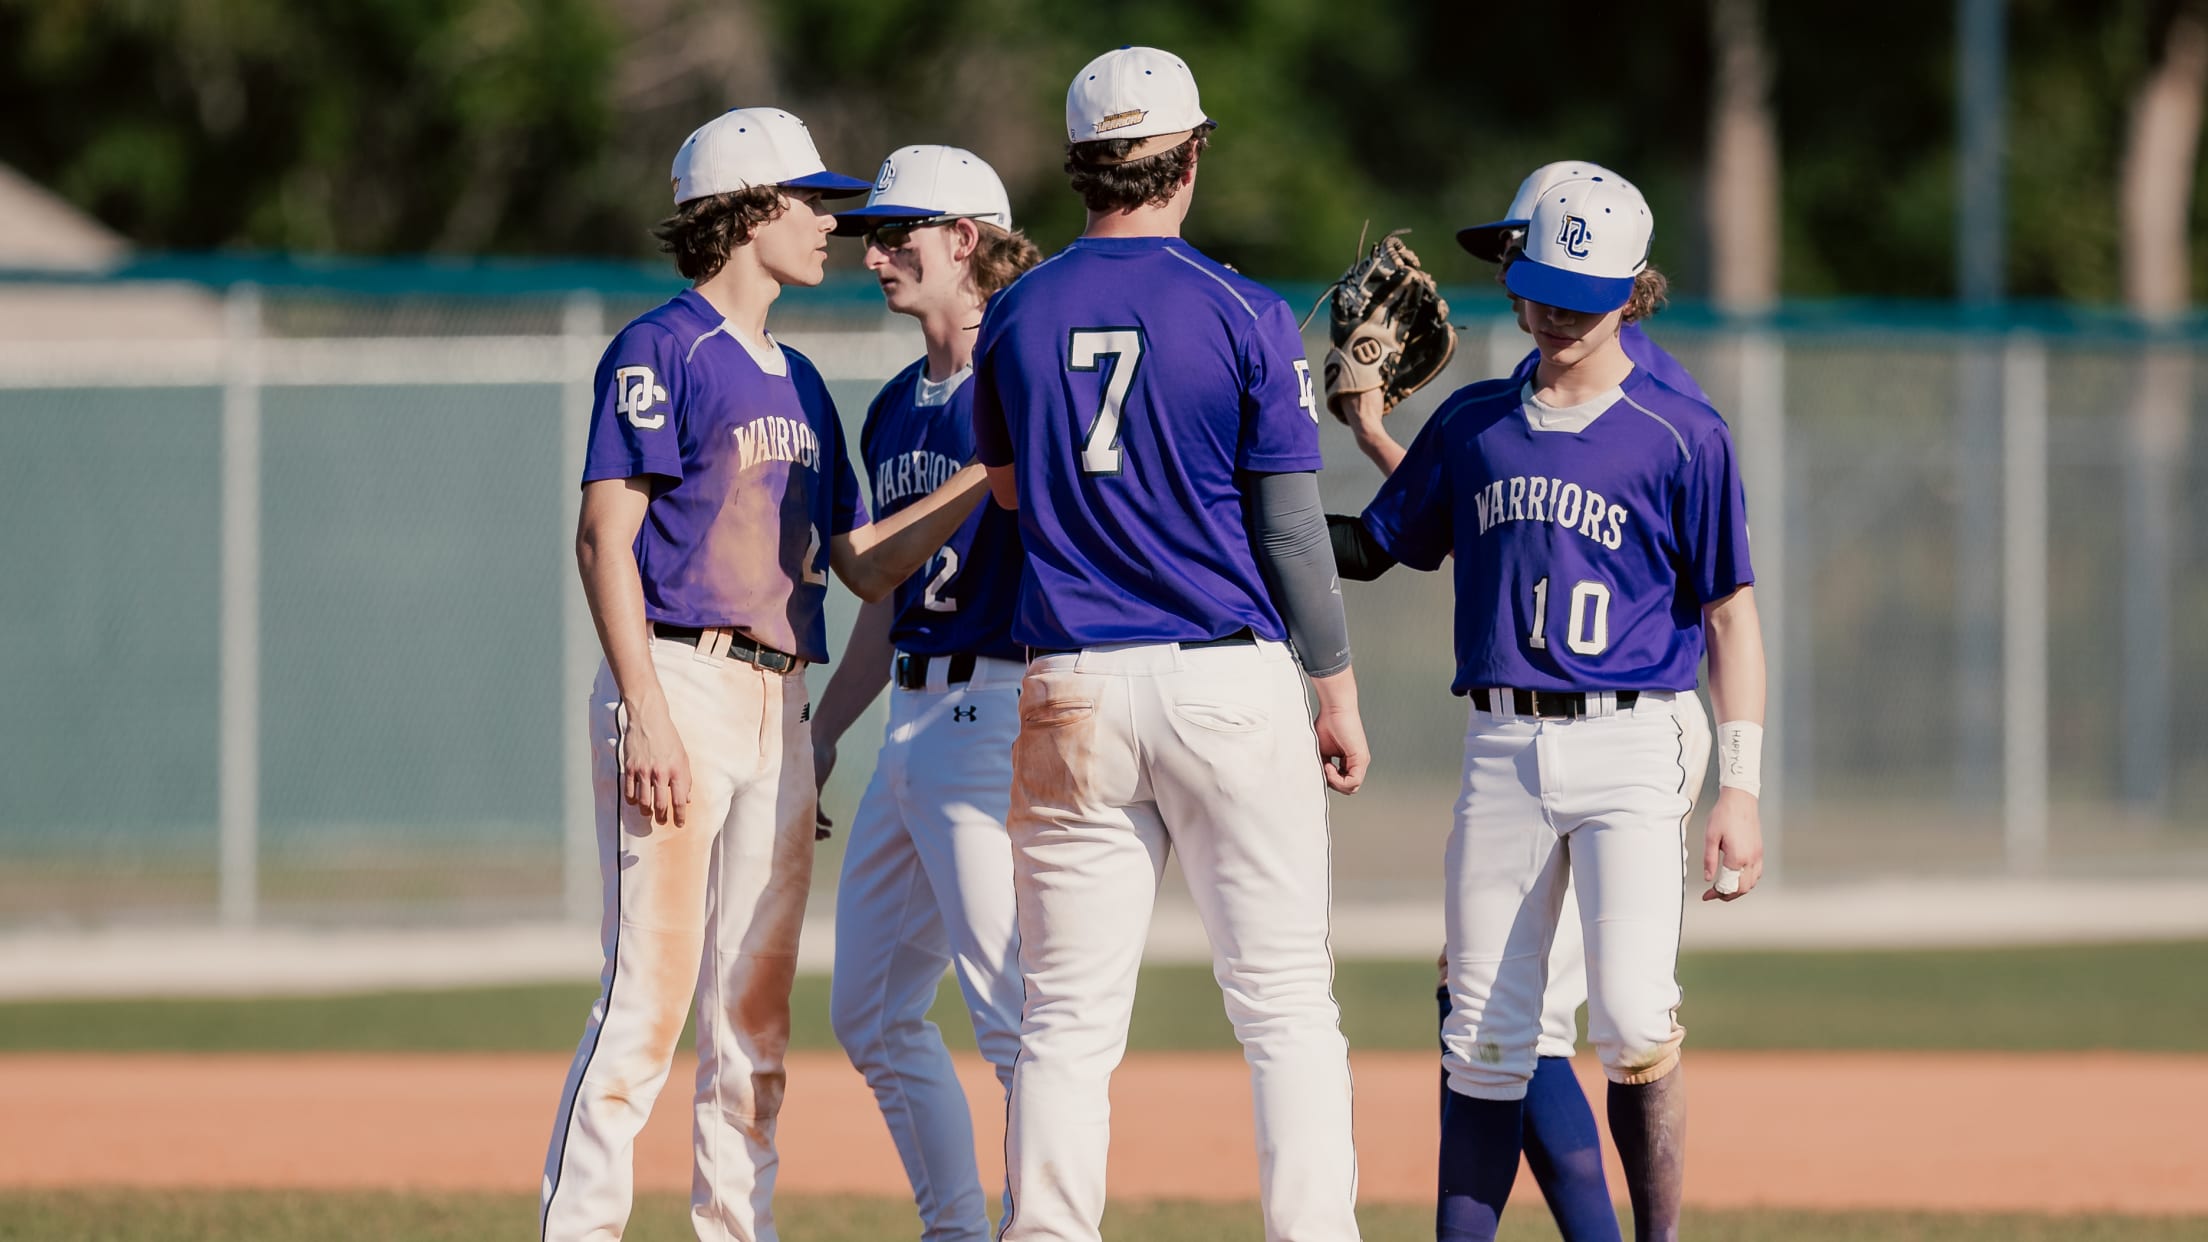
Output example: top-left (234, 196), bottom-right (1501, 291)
top-left (1438, 1087), bottom-right (1523, 1241)
top-left (1436, 984), bottom-right (1450, 1122)
top-left (1522, 1055), bottom-right (1622, 1242)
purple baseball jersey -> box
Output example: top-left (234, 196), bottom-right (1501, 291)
top-left (1510, 322), bottom-right (1710, 405)
top-left (581, 289), bottom-right (868, 664)
top-left (860, 360), bottom-right (1023, 662)
top-left (972, 236), bottom-right (1322, 650)
top-left (1360, 367), bottom-right (1753, 694)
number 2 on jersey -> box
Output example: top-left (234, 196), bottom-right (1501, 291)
top-left (921, 548), bottom-right (959, 612)
top-left (1528, 576), bottom-right (1611, 655)
top-left (1069, 328), bottom-right (1146, 474)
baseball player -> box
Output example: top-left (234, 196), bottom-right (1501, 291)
top-left (541, 107), bottom-right (996, 1242)
top-left (808, 145), bottom-right (1040, 1241)
top-left (971, 46), bottom-right (1369, 1242)
top-left (1329, 175), bottom-right (1765, 1242)
top-left (1336, 162), bottom-right (1711, 1242)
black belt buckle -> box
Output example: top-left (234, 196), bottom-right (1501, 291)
top-left (1523, 689), bottom-right (1575, 719)
top-left (735, 636), bottom-right (797, 674)
top-left (1511, 688), bottom-right (1638, 719)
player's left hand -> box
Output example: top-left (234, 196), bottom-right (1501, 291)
top-left (1314, 710), bottom-right (1369, 796)
top-left (1320, 231), bottom-right (1456, 419)
top-left (1701, 788), bottom-right (1763, 901)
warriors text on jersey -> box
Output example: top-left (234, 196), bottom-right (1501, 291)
top-left (860, 359), bottom-right (1023, 662)
top-left (970, 236), bottom-right (1322, 650)
top-left (580, 289), bottom-right (868, 663)
top-left (1359, 368), bottom-right (1753, 694)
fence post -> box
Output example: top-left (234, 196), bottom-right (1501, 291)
top-left (561, 292), bottom-right (604, 924)
top-left (2002, 334), bottom-right (2048, 872)
top-left (2120, 343), bottom-right (2188, 809)
top-left (219, 285), bottom-right (262, 927)
top-left (1734, 331), bottom-right (1787, 882)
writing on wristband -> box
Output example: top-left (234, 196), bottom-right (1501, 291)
top-left (1716, 720), bottom-right (1764, 797)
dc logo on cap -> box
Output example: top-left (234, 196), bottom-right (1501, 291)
top-left (1559, 215), bottom-right (1593, 260)
top-left (875, 159), bottom-right (895, 193)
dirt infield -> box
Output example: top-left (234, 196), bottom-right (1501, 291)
top-left (2, 1050), bottom-right (2202, 1214)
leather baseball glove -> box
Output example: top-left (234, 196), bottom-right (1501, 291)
top-left (1319, 231), bottom-right (1456, 420)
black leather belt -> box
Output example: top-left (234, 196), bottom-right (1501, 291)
top-left (1025, 628), bottom-right (1258, 661)
top-left (1477, 687), bottom-right (1639, 719)
top-left (894, 652), bottom-right (979, 690)
top-left (652, 622), bottom-right (803, 673)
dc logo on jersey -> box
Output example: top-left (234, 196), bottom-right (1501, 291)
top-left (1558, 215), bottom-right (1593, 260)
top-left (614, 365), bottom-right (668, 430)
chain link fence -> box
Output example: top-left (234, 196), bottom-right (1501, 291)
top-left (2, 273), bottom-right (2201, 927)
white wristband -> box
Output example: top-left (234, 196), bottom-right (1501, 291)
top-left (1715, 721), bottom-right (1764, 797)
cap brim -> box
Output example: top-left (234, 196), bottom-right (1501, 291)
top-left (1503, 258), bottom-right (1633, 314)
top-left (781, 170), bottom-right (873, 198)
top-left (1455, 218), bottom-right (1526, 263)
top-left (831, 202), bottom-right (948, 236)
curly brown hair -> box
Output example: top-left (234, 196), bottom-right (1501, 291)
top-left (1621, 268), bottom-right (1669, 324)
top-left (652, 187), bottom-right (788, 282)
top-left (1064, 122), bottom-right (1216, 215)
top-left (968, 222), bottom-right (1043, 297)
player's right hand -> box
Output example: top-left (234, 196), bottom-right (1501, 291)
top-left (621, 702), bottom-right (691, 828)
top-left (1700, 788), bottom-right (1763, 902)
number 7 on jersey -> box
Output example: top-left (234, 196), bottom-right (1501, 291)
top-left (1069, 328), bottom-right (1146, 474)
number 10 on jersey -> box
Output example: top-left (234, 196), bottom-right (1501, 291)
top-left (1528, 576), bottom-right (1611, 656)
top-left (1070, 328), bottom-right (1146, 474)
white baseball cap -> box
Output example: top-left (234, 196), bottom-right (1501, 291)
top-left (1065, 46), bottom-right (1210, 161)
top-left (1503, 175), bottom-right (1654, 314)
top-left (670, 107), bottom-right (870, 205)
top-left (833, 145), bottom-right (1013, 237)
top-left (1457, 160), bottom-right (1629, 262)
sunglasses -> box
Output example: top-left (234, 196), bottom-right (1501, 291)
top-left (863, 213), bottom-right (990, 251)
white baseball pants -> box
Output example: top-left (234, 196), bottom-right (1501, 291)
top-left (1451, 884), bottom-right (1583, 1059)
top-left (830, 655), bottom-right (1025, 1242)
top-left (541, 637), bottom-right (816, 1242)
top-left (1442, 690), bottom-right (1711, 1101)
top-left (999, 639), bottom-right (1360, 1242)
top-left (1538, 881), bottom-right (1586, 1059)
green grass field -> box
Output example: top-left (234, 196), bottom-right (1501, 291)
top-left (3, 940), bottom-right (2205, 1054)
top-left (4, 944), bottom-right (2204, 1239)
top-left (1, 1191), bottom-right (2201, 1242)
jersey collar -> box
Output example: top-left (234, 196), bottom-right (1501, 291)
top-left (1519, 369), bottom-right (1633, 434)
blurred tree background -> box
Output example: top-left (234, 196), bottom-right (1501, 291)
top-left (3, 0), bottom-right (2205, 299)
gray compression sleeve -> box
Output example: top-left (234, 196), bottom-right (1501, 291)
top-left (1245, 470), bottom-right (1353, 678)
